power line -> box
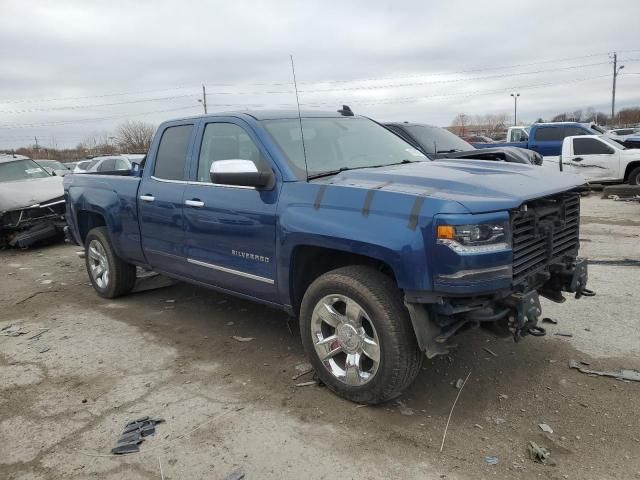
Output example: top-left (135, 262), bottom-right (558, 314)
top-left (0, 51), bottom-right (623, 105)
top-left (0, 94), bottom-right (199, 114)
top-left (0, 105), bottom-right (201, 129)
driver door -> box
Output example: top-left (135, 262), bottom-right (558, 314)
top-left (567, 137), bottom-right (619, 181)
top-left (182, 120), bottom-right (280, 302)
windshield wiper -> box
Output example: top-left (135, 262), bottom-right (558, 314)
top-left (306, 159), bottom-right (416, 180)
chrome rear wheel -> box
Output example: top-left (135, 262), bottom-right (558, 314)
top-left (88, 239), bottom-right (110, 289)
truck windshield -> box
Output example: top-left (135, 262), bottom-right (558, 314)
top-left (599, 135), bottom-right (626, 150)
top-left (403, 125), bottom-right (473, 154)
top-left (263, 117), bottom-right (427, 179)
top-left (0, 159), bottom-right (50, 183)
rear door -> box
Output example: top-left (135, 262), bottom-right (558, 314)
top-left (182, 119), bottom-right (280, 302)
top-left (566, 137), bottom-right (619, 181)
top-left (138, 123), bottom-right (196, 274)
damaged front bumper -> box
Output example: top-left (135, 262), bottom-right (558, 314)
top-left (405, 257), bottom-right (592, 358)
top-left (0, 198), bottom-right (66, 248)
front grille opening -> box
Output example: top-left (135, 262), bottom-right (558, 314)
top-left (511, 192), bottom-right (580, 285)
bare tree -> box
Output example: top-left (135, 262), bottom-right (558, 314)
top-left (116, 121), bottom-right (155, 153)
top-left (450, 114), bottom-right (469, 136)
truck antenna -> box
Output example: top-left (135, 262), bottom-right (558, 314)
top-left (290, 55), bottom-right (309, 181)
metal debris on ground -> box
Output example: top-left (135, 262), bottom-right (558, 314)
top-left (538, 423), bottom-right (553, 434)
top-left (482, 347), bottom-right (498, 357)
top-left (554, 332), bottom-right (573, 337)
top-left (440, 370), bottom-right (472, 452)
top-left (231, 336), bottom-right (255, 342)
top-left (111, 416), bottom-right (165, 455)
top-left (295, 381), bottom-right (317, 387)
top-left (484, 456), bottom-right (499, 465)
top-left (527, 441), bottom-right (550, 464)
top-left (568, 360), bottom-right (640, 382)
top-left (542, 317), bottom-right (558, 325)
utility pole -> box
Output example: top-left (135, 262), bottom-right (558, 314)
top-left (610, 52), bottom-right (624, 124)
top-left (510, 93), bottom-right (520, 126)
top-left (201, 84), bottom-right (208, 114)
top-left (34, 136), bottom-right (39, 150)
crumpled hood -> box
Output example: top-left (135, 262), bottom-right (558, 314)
top-left (327, 159), bottom-right (585, 213)
top-left (0, 176), bottom-right (64, 213)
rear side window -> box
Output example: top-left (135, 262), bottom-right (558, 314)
top-left (154, 125), bottom-right (193, 180)
top-left (573, 138), bottom-right (614, 155)
top-left (534, 127), bottom-right (564, 141)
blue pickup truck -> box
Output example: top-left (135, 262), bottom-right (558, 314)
top-left (64, 110), bottom-right (592, 404)
top-left (474, 122), bottom-right (605, 156)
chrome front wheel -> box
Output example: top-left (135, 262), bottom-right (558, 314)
top-left (310, 294), bottom-right (381, 386)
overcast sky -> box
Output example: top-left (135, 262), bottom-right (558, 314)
top-left (1, 0), bottom-right (639, 149)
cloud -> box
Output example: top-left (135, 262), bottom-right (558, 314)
top-left (0, 0), bottom-right (639, 148)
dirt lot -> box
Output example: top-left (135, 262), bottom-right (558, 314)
top-left (1, 194), bottom-right (639, 480)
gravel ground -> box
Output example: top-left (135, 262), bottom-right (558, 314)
top-left (1, 193), bottom-right (639, 480)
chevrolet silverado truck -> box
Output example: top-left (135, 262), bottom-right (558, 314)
top-left (64, 110), bottom-right (592, 404)
top-left (474, 122), bottom-right (605, 156)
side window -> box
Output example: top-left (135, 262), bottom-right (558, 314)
top-left (564, 126), bottom-right (588, 138)
top-left (573, 138), bottom-right (614, 155)
top-left (154, 125), bottom-right (193, 180)
top-left (115, 158), bottom-right (129, 170)
top-left (99, 158), bottom-right (116, 171)
top-left (534, 127), bottom-right (564, 141)
top-left (197, 123), bottom-right (265, 183)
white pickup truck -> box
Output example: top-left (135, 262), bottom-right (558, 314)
top-left (544, 135), bottom-right (640, 185)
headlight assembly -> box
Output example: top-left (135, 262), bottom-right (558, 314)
top-left (437, 222), bottom-right (510, 254)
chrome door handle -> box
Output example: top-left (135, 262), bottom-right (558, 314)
top-left (185, 199), bottom-right (205, 208)
top-left (139, 194), bottom-right (155, 202)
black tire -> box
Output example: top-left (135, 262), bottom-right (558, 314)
top-left (85, 227), bottom-right (136, 299)
top-left (299, 266), bottom-right (423, 404)
top-left (627, 166), bottom-right (640, 186)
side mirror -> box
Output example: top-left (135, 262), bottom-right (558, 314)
top-left (210, 159), bottom-right (274, 189)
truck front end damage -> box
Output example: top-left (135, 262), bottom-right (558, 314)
top-left (0, 196), bottom-right (67, 248)
top-left (406, 190), bottom-right (592, 358)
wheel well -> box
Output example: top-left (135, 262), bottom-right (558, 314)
top-left (77, 211), bottom-right (106, 245)
top-left (624, 161), bottom-right (640, 180)
top-left (290, 246), bottom-right (396, 314)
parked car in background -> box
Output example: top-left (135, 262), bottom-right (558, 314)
top-left (84, 155), bottom-right (132, 174)
top-left (65, 110), bottom-right (591, 404)
top-left (0, 154), bottom-right (66, 248)
top-left (544, 135), bottom-right (640, 185)
top-left (35, 159), bottom-right (71, 176)
top-left (473, 122), bottom-right (605, 156)
top-left (463, 135), bottom-right (494, 144)
top-left (74, 159), bottom-right (97, 173)
top-left (607, 128), bottom-right (640, 149)
top-left (121, 153), bottom-right (146, 166)
top-left (384, 122), bottom-right (543, 165)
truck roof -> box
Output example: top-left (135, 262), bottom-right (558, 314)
top-left (164, 110), bottom-right (351, 123)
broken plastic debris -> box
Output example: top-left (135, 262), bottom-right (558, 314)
top-left (111, 417), bottom-right (165, 455)
top-left (538, 423), bottom-right (553, 434)
top-left (568, 360), bottom-right (640, 382)
top-left (484, 456), bottom-right (499, 465)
